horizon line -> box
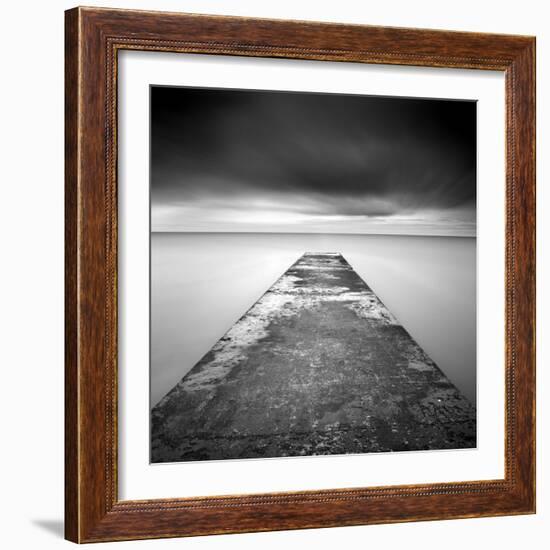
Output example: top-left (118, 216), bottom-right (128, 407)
top-left (151, 230), bottom-right (476, 238)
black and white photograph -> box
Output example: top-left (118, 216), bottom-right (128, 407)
top-left (149, 86), bottom-right (477, 463)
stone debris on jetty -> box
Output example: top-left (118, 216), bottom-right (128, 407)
top-left (151, 252), bottom-right (476, 463)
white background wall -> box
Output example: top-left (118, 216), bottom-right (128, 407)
top-left (0, 1), bottom-right (547, 548)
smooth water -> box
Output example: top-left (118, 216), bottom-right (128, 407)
top-left (151, 233), bottom-right (476, 407)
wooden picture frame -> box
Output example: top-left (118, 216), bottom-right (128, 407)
top-left (65, 6), bottom-right (536, 543)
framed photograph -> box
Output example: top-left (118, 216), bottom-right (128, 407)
top-left (65, 7), bottom-right (536, 543)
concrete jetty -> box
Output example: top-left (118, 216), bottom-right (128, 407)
top-left (151, 252), bottom-right (476, 463)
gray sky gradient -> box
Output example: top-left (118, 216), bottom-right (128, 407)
top-left (151, 86), bottom-right (476, 236)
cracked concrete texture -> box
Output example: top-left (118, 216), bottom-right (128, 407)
top-left (151, 252), bottom-right (476, 463)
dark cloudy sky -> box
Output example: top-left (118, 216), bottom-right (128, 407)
top-left (151, 86), bottom-right (476, 236)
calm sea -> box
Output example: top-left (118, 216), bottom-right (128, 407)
top-left (151, 233), bottom-right (476, 407)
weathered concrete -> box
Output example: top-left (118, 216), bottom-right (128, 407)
top-left (151, 252), bottom-right (476, 462)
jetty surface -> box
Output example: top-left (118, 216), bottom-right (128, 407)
top-left (152, 252), bottom-right (475, 462)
